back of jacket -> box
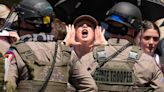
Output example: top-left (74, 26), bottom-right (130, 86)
top-left (6, 41), bottom-right (70, 92)
top-left (79, 38), bottom-right (164, 92)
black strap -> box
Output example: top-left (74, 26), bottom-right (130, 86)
top-left (99, 42), bottom-right (132, 68)
top-left (38, 42), bottom-right (58, 92)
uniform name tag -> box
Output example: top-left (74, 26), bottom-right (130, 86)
top-left (93, 69), bottom-right (134, 85)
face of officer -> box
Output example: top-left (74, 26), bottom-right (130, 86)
top-left (140, 28), bottom-right (160, 56)
top-left (75, 20), bottom-right (95, 45)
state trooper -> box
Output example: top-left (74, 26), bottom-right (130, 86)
top-left (5, 0), bottom-right (97, 92)
top-left (78, 2), bottom-right (164, 92)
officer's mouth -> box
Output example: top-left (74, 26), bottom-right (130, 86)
top-left (82, 29), bottom-right (88, 38)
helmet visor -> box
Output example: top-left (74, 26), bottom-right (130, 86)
top-left (105, 14), bottom-right (131, 28)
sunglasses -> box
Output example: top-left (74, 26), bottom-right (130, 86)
top-left (143, 36), bottom-right (159, 42)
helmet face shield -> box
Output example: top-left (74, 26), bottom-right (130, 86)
top-left (106, 21), bottom-right (128, 36)
top-left (105, 14), bottom-right (132, 28)
top-left (24, 16), bottom-right (51, 25)
top-left (108, 15), bottom-right (124, 23)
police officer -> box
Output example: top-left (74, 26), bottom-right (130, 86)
top-left (78, 2), bottom-right (164, 92)
top-left (5, 0), bottom-right (97, 92)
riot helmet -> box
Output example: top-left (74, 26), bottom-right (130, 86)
top-left (15, 0), bottom-right (55, 33)
top-left (105, 2), bottom-right (143, 36)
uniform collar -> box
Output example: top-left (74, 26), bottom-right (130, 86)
top-left (108, 38), bottom-right (130, 46)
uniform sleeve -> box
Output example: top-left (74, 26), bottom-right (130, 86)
top-left (69, 52), bottom-right (98, 92)
top-left (134, 54), bottom-right (164, 92)
top-left (6, 50), bottom-right (29, 92)
top-left (151, 60), bottom-right (164, 92)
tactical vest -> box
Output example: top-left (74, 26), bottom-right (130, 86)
top-left (0, 52), bottom-right (4, 91)
top-left (93, 45), bottom-right (154, 92)
top-left (11, 41), bottom-right (71, 92)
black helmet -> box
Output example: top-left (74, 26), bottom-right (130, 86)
top-left (15, 0), bottom-right (54, 20)
top-left (105, 2), bottom-right (143, 32)
top-left (15, 0), bottom-right (54, 32)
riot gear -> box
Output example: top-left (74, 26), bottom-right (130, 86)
top-left (15, 0), bottom-right (55, 33)
top-left (105, 2), bottom-right (143, 35)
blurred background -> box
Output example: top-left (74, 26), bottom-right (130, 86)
top-left (1, 0), bottom-right (164, 24)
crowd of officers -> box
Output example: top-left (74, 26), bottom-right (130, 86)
top-left (0, 0), bottom-right (164, 92)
